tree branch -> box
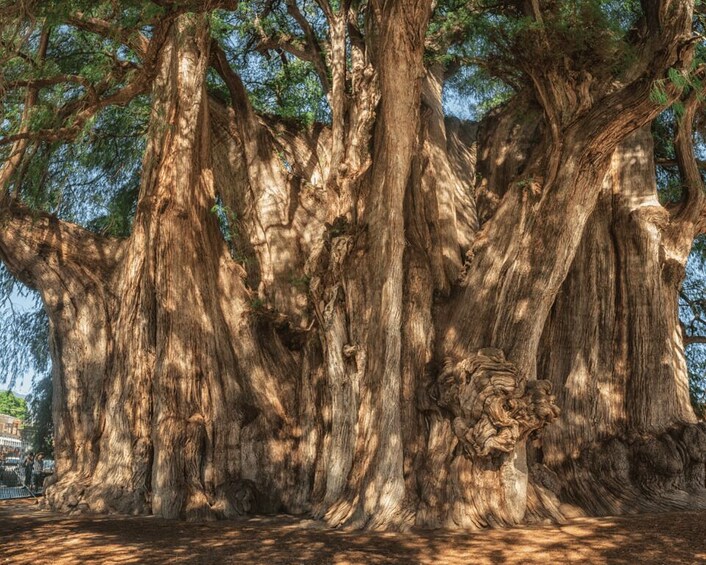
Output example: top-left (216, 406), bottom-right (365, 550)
top-left (656, 158), bottom-right (706, 169)
top-left (0, 26), bottom-right (49, 204)
top-left (211, 41), bottom-right (329, 185)
top-left (67, 13), bottom-right (149, 57)
top-left (685, 335), bottom-right (706, 345)
top-left (211, 41), bottom-right (255, 119)
top-left (0, 76), bottom-right (148, 147)
top-left (673, 91), bottom-right (706, 226)
top-left (285, 0), bottom-right (331, 93)
top-left (0, 203), bottom-right (122, 291)
top-left (4, 75), bottom-right (98, 102)
top-left (314, 0), bottom-right (335, 23)
top-left (0, 20), bottom-right (172, 151)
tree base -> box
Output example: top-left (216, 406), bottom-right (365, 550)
top-left (42, 474), bottom-right (265, 521)
top-left (530, 422), bottom-right (706, 521)
top-left (41, 423), bottom-right (706, 528)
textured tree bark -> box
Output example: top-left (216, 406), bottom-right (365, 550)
top-left (0, 206), bottom-right (121, 504)
top-left (536, 127), bottom-right (706, 517)
top-left (317, 0), bottom-right (434, 530)
top-left (2, 14), bottom-right (303, 520)
top-left (420, 0), bottom-right (697, 524)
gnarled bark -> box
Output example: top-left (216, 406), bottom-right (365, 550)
top-left (2, 14), bottom-right (304, 520)
top-left (536, 126), bottom-right (706, 517)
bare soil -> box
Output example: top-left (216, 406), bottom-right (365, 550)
top-left (1, 499), bottom-right (705, 564)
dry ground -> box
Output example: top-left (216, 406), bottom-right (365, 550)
top-left (1, 499), bottom-right (705, 564)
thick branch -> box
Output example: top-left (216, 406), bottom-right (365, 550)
top-left (67, 14), bottom-right (149, 57)
top-left (211, 41), bottom-right (257, 123)
top-left (0, 203), bottom-right (121, 291)
top-left (211, 42), bottom-right (330, 186)
top-left (285, 0), bottom-right (331, 93)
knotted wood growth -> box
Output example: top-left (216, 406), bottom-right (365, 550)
top-left (434, 348), bottom-right (559, 458)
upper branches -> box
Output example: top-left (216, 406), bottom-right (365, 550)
top-left (0, 4), bottom-right (178, 274)
top-left (0, 22), bottom-right (168, 149)
top-left (0, 25), bottom-right (49, 204)
top-left (244, 0), bottom-right (332, 95)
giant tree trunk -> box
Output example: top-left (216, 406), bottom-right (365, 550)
top-left (536, 126), bottom-right (706, 516)
top-left (2, 14), bottom-right (305, 520)
top-left (1, 1), bottom-right (704, 531)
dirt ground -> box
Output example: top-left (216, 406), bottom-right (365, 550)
top-left (1, 499), bottom-right (705, 564)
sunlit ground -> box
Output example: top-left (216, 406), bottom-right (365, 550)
top-left (1, 499), bottom-right (705, 564)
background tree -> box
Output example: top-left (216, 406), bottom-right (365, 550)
top-left (0, 390), bottom-right (27, 420)
top-left (0, 0), bottom-right (705, 528)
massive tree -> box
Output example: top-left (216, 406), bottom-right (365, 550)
top-left (0, 0), bottom-right (705, 528)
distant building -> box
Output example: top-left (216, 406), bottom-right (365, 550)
top-left (0, 413), bottom-right (24, 456)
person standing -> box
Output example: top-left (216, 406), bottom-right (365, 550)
top-left (22, 452), bottom-right (33, 488)
top-left (32, 453), bottom-right (44, 490)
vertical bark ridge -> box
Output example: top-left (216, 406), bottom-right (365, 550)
top-left (322, 0), bottom-right (433, 530)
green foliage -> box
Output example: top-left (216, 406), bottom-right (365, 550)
top-left (249, 58), bottom-right (326, 125)
top-left (444, 64), bottom-right (513, 120)
top-left (0, 278), bottom-right (49, 389)
top-left (0, 390), bottom-right (28, 420)
top-left (0, 18), bottom-right (149, 229)
top-left (435, 0), bottom-right (650, 119)
top-left (221, 2), bottom-right (330, 125)
top-left (649, 80), bottom-right (670, 106)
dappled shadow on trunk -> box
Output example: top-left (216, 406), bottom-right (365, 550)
top-left (1, 500), bottom-right (705, 564)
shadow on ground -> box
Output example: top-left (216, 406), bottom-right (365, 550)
top-left (1, 499), bottom-right (705, 564)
